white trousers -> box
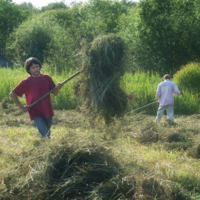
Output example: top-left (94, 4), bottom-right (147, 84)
top-left (156, 104), bottom-right (174, 122)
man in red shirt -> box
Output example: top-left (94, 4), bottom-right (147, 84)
top-left (10, 57), bottom-right (63, 138)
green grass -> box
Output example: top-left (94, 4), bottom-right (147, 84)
top-left (0, 67), bottom-right (27, 104)
top-left (0, 67), bottom-right (199, 115)
top-left (0, 66), bottom-right (78, 110)
top-left (123, 71), bottom-right (200, 115)
top-left (123, 71), bottom-right (161, 114)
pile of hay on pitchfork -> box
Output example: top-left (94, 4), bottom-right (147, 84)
top-left (75, 34), bottom-right (132, 125)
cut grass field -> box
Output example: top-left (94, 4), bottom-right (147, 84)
top-left (1, 100), bottom-right (200, 199)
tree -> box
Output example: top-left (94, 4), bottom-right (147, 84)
top-left (135, 0), bottom-right (200, 74)
top-left (41, 1), bottom-right (68, 12)
top-left (6, 13), bottom-right (63, 65)
top-left (6, 0), bottom-right (131, 71)
top-left (120, 0), bottom-right (137, 8)
top-left (118, 0), bottom-right (200, 75)
top-left (16, 2), bottom-right (40, 18)
top-left (86, 0), bottom-right (127, 33)
top-left (0, 0), bottom-right (25, 55)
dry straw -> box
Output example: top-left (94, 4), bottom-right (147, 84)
top-left (1, 143), bottom-right (135, 199)
top-left (75, 34), bottom-right (130, 126)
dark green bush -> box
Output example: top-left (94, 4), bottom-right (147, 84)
top-left (44, 29), bottom-right (77, 72)
top-left (6, 13), bottom-right (63, 66)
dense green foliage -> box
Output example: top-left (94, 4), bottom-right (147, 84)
top-left (136, 0), bottom-right (200, 74)
top-left (173, 62), bottom-right (200, 94)
top-left (15, 2), bottom-right (40, 18)
top-left (1, 0), bottom-right (200, 116)
top-left (0, 0), bottom-right (26, 55)
top-left (2, 0), bottom-right (200, 75)
top-left (118, 0), bottom-right (200, 74)
top-left (6, 13), bottom-right (64, 66)
top-left (41, 1), bottom-right (68, 12)
top-left (5, 0), bottom-right (130, 68)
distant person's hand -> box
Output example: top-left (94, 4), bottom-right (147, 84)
top-left (179, 88), bottom-right (184, 96)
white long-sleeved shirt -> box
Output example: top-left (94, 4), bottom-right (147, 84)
top-left (156, 79), bottom-right (180, 106)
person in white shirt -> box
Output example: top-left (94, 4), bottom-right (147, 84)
top-left (156, 74), bottom-right (181, 122)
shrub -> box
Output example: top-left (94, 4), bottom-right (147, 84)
top-left (174, 91), bottom-right (199, 115)
top-left (173, 62), bottom-right (200, 94)
top-left (6, 12), bottom-right (63, 66)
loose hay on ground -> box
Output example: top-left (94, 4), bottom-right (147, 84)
top-left (135, 121), bottom-right (196, 153)
top-left (1, 143), bottom-right (136, 200)
top-left (187, 143), bottom-right (200, 158)
top-left (141, 178), bottom-right (166, 199)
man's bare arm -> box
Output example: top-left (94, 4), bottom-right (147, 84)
top-left (9, 91), bottom-right (29, 113)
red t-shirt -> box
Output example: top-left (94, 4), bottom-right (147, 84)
top-left (12, 74), bottom-right (55, 120)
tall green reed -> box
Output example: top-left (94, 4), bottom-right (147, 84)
top-left (123, 71), bottom-right (200, 115)
top-left (0, 67), bottom-right (27, 103)
top-left (0, 67), bottom-right (199, 114)
top-left (123, 72), bottom-right (161, 114)
top-left (0, 66), bottom-right (78, 110)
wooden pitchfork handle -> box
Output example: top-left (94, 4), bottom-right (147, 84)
top-left (130, 100), bottom-right (159, 112)
top-left (27, 69), bottom-right (83, 109)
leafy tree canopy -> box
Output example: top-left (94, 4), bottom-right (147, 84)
top-left (41, 1), bottom-right (68, 12)
top-left (135, 0), bottom-right (200, 74)
top-left (0, 0), bottom-right (26, 55)
top-left (15, 2), bottom-right (41, 21)
top-left (6, 12), bottom-right (63, 65)
top-left (118, 0), bottom-right (200, 75)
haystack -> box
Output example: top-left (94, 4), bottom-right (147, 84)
top-left (142, 178), bottom-right (165, 199)
top-left (187, 144), bottom-right (200, 158)
top-left (2, 144), bottom-right (135, 199)
top-left (75, 34), bottom-right (130, 125)
top-left (162, 132), bottom-right (194, 151)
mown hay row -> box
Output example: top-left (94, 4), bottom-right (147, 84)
top-left (0, 143), bottom-right (135, 200)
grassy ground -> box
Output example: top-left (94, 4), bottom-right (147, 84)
top-left (1, 100), bottom-right (200, 199)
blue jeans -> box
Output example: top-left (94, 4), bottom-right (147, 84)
top-left (34, 116), bottom-right (52, 138)
top-left (156, 104), bottom-right (174, 122)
